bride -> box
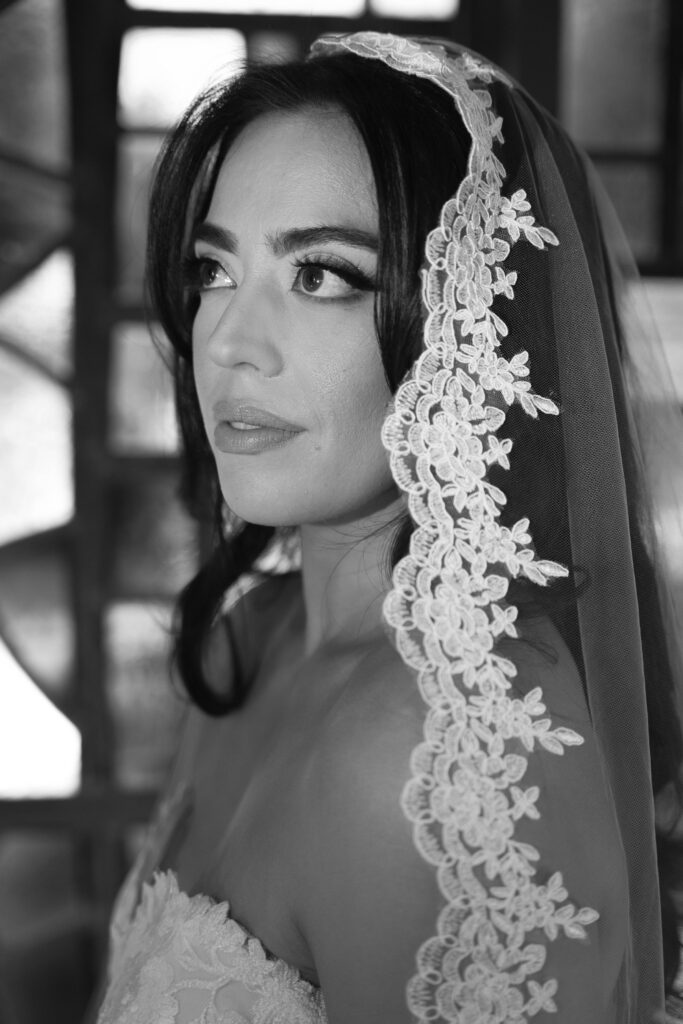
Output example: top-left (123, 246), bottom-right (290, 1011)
top-left (96, 32), bottom-right (683, 1024)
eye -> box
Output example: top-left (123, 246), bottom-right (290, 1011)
top-left (184, 255), bottom-right (236, 292)
top-left (292, 258), bottom-right (375, 300)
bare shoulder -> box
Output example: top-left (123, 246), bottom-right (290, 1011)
top-left (297, 631), bottom-right (426, 863)
top-left (500, 618), bottom-right (630, 1004)
top-left (502, 619), bottom-right (624, 895)
top-left (295, 619), bottom-right (628, 1018)
top-left (334, 632), bottom-right (424, 727)
top-left (309, 634), bottom-right (426, 816)
top-left (498, 614), bottom-right (593, 726)
top-left (294, 636), bottom-right (440, 1022)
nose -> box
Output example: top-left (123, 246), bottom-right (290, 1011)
top-left (202, 278), bottom-right (284, 378)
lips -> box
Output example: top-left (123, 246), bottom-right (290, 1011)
top-left (211, 400), bottom-right (305, 455)
top-left (212, 400), bottom-right (304, 433)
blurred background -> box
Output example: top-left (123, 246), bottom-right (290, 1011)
top-left (0, 0), bottom-right (681, 1021)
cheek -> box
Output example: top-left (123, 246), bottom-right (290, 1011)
top-left (307, 325), bottom-right (391, 446)
top-left (191, 336), bottom-right (213, 423)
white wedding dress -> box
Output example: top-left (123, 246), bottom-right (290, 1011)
top-left (96, 784), bottom-right (327, 1024)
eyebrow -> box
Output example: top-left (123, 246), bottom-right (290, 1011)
top-left (192, 223), bottom-right (238, 252)
top-left (192, 222), bottom-right (378, 256)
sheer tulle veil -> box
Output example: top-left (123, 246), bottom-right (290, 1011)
top-left (300, 32), bottom-right (683, 1024)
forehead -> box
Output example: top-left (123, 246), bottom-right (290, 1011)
top-left (206, 107), bottom-right (378, 232)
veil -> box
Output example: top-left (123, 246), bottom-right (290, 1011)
top-left (305, 32), bottom-right (683, 1024)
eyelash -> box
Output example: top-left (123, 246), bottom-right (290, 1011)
top-left (292, 255), bottom-right (376, 295)
top-left (182, 255), bottom-right (231, 293)
top-left (181, 255), bottom-right (376, 297)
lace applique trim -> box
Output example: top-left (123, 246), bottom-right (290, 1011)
top-left (108, 783), bottom-right (193, 981)
top-left (312, 31), bottom-right (599, 1023)
top-left (101, 870), bottom-right (326, 1024)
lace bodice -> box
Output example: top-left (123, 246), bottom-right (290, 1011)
top-left (96, 786), bottom-right (327, 1024)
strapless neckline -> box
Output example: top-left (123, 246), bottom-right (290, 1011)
top-left (109, 781), bottom-right (320, 993)
top-left (134, 868), bottom-right (320, 995)
top-left (101, 855), bottom-right (327, 1023)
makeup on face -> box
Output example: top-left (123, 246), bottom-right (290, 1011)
top-left (212, 401), bottom-right (305, 455)
top-left (190, 107), bottom-right (398, 529)
top-left (185, 224), bottom-right (378, 308)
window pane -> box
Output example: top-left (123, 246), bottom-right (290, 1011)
top-left (0, 0), bottom-right (70, 170)
top-left (642, 278), bottom-right (683, 580)
top-left (109, 321), bottom-right (178, 453)
top-left (249, 31), bottom-right (300, 63)
top-left (0, 832), bottom-right (91, 1024)
top-left (105, 602), bottom-right (185, 790)
top-left (125, 0), bottom-right (364, 13)
top-left (637, 279), bottom-right (683, 625)
top-left (117, 134), bottom-right (161, 304)
top-left (0, 348), bottom-right (73, 545)
top-left (0, 639), bottom-right (80, 798)
top-left (594, 162), bottom-right (659, 264)
top-left (0, 531), bottom-right (74, 702)
top-left (0, 250), bottom-right (73, 380)
top-left (643, 280), bottom-right (683, 405)
top-left (109, 471), bottom-right (197, 598)
top-left (562, 0), bottom-right (664, 151)
top-left (0, 161), bottom-right (70, 293)
top-left (371, 0), bottom-right (459, 16)
top-left (119, 28), bottom-right (247, 129)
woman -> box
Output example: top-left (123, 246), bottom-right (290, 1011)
top-left (96, 32), bottom-right (683, 1024)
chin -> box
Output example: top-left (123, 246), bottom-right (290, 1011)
top-left (220, 480), bottom-right (402, 533)
top-left (215, 474), bottom-right (311, 528)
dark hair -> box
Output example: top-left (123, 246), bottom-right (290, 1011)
top-left (147, 51), bottom-right (471, 707)
top-left (147, 51), bottom-right (683, 987)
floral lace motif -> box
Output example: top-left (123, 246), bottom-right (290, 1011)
top-left (313, 31), bottom-right (599, 1024)
top-left (108, 784), bottom-right (193, 982)
top-left (101, 790), bottom-right (326, 1024)
top-left (100, 870), bottom-right (326, 1024)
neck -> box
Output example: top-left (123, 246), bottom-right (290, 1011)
top-left (297, 493), bottom-right (404, 657)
